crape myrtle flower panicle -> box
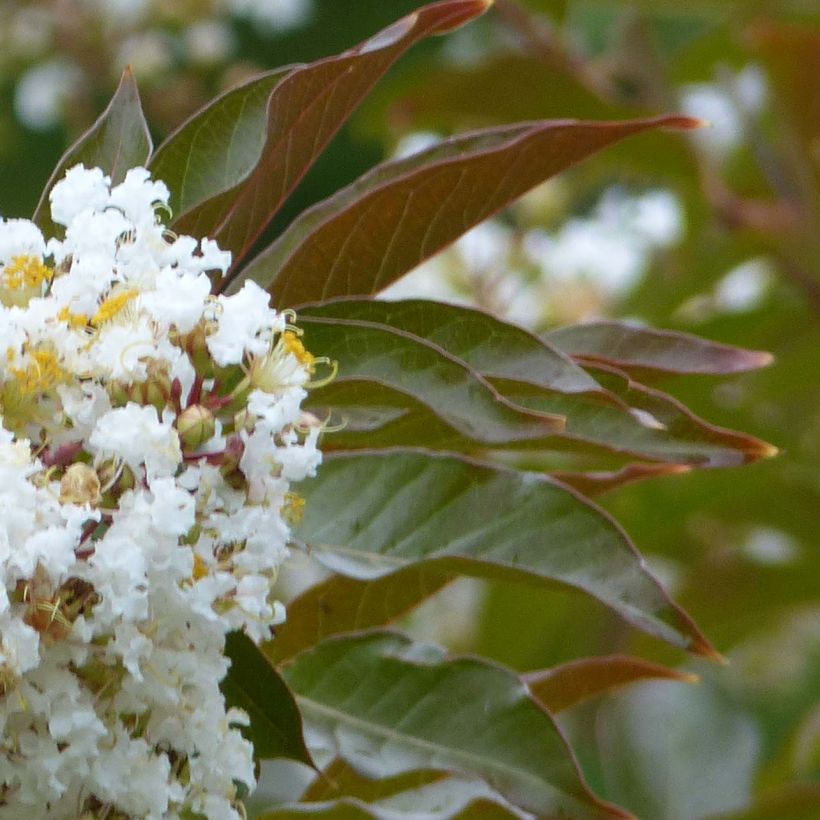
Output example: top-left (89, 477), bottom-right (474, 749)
top-left (0, 164), bottom-right (325, 818)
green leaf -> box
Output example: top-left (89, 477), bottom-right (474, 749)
top-left (259, 794), bottom-right (521, 820)
top-left (711, 782), bottom-right (820, 820)
top-left (152, 0), bottom-right (493, 270)
top-left (33, 67), bottom-right (152, 236)
top-left (523, 655), bottom-right (699, 713)
top-left (281, 631), bottom-right (628, 818)
top-left (237, 114), bottom-right (701, 305)
top-left (581, 364), bottom-right (778, 466)
top-left (495, 371), bottom-right (776, 468)
top-left (267, 568), bottom-right (451, 665)
top-left (149, 68), bottom-right (292, 217)
top-left (297, 759), bottom-right (525, 818)
top-left (299, 315), bottom-right (563, 444)
top-left (595, 679), bottom-right (759, 819)
top-left (259, 799), bottom-right (375, 819)
top-left (294, 451), bottom-right (715, 655)
top-left (299, 299), bottom-right (600, 395)
top-left (221, 631), bottom-right (313, 765)
top-left (544, 321), bottom-right (774, 378)
top-left (301, 759), bottom-right (445, 803)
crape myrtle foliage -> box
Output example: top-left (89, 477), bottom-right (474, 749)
top-left (0, 0), bottom-right (777, 818)
top-left (0, 167), bottom-right (321, 817)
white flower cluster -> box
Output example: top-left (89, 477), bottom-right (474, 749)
top-left (0, 165), bottom-right (323, 818)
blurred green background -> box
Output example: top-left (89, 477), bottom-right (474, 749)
top-left (2, 1), bottom-right (818, 817)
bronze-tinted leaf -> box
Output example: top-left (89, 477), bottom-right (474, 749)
top-left (545, 321), bottom-right (773, 377)
top-left (237, 115), bottom-right (701, 305)
top-left (524, 655), bottom-right (698, 713)
top-left (152, 0), bottom-right (493, 271)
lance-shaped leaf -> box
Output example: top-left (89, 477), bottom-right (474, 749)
top-left (222, 631), bottom-right (313, 765)
top-left (300, 299), bottom-right (601, 396)
top-left (498, 376), bottom-right (775, 467)
top-left (299, 315), bottom-right (563, 444)
top-left (34, 68), bottom-right (152, 236)
top-left (152, 0), bottom-right (493, 270)
top-left (545, 321), bottom-right (773, 378)
top-left (237, 115), bottom-right (701, 305)
top-left (579, 364), bottom-right (778, 466)
top-left (523, 655), bottom-right (699, 714)
top-left (294, 451), bottom-right (715, 655)
top-left (281, 631), bottom-right (629, 818)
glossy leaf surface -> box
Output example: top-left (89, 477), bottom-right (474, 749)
top-left (282, 631), bottom-right (626, 817)
top-left (300, 298), bottom-right (599, 395)
top-left (153, 0), bottom-right (493, 269)
top-left (294, 451), bottom-right (713, 654)
top-left (239, 115), bottom-right (701, 305)
top-left (298, 315), bottom-right (563, 443)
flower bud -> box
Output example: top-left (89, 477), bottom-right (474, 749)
top-left (172, 321), bottom-right (213, 376)
top-left (59, 463), bottom-right (101, 506)
top-left (176, 404), bottom-right (215, 451)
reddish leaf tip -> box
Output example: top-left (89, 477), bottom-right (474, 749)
top-left (690, 635), bottom-right (728, 665)
top-left (757, 441), bottom-right (781, 459)
top-left (754, 350), bottom-right (776, 368)
top-left (659, 115), bottom-right (708, 131)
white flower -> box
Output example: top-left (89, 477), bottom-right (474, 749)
top-left (90, 403), bottom-right (182, 479)
top-left (0, 163), bottom-right (321, 817)
top-left (207, 280), bottom-right (284, 366)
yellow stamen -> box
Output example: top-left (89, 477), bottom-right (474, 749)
top-left (9, 349), bottom-right (69, 396)
top-left (57, 306), bottom-right (89, 329)
top-left (2, 255), bottom-right (52, 290)
top-left (191, 553), bottom-right (210, 581)
top-left (92, 289), bottom-right (139, 326)
top-left (283, 491), bottom-right (305, 525)
top-left (282, 331), bottom-right (315, 372)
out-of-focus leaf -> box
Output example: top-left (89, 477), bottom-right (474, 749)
top-left (749, 21), bottom-right (820, 194)
top-left (545, 321), bottom-right (773, 378)
top-left (365, 52), bottom-right (628, 135)
top-left (222, 631), bottom-right (313, 765)
top-left (300, 299), bottom-right (601, 395)
top-left (709, 782), bottom-right (820, 820)
top-left (295, 451), bottom-right (715, 655)
top-left (238, 115), bottom-right (701, 305)
top-left (549, 463), bottom-right (692, 495)
top-left (523, 655), bottom-right (698, 713)
top-left (596, 679), bottom-right (760, 819)
top-left (299, 316), bottom-right (563, 443)
top-left (267, 568), bottom-right (450, 665)
top-left (33, 68), bottom-right (152, 236)
top-left (282, 631), bottom-right (628, 817)
top-left (153, 0), bottom-right (493, 269)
